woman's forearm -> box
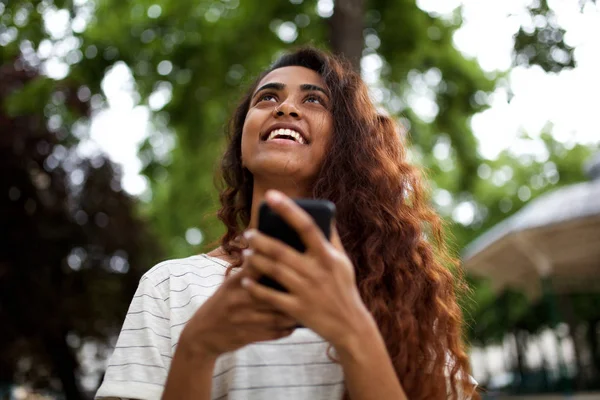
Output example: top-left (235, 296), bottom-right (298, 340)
top-left (336, 317), bottom-right (408, 400)
top-left (162, 338), bottom-right (217, 400)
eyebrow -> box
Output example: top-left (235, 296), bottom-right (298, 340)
top-left (252, 82), bottom-right (329, 98)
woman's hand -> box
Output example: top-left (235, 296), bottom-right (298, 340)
top-left (241, 190), bottom-right (376, 352)
top-left (178, 255), bottom-right (298, 360)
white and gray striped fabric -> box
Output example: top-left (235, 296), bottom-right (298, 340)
top-left (95, 254), bottom-right (344, 400)
top-left (95, 254), bottom-right (475, 400)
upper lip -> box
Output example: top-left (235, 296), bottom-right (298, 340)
top-left (261, 123), bottom-right (309, 144)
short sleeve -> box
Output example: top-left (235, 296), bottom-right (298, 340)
top-left (444, 352), bottom-right (478, 400)
top-left (447, 373), bottom-right (478, 400)
top-left (96, 274), bottom-right (171, 400)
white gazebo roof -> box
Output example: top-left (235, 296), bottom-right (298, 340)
top-left (462, 154), bottom-right (600, 298)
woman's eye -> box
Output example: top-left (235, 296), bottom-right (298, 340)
top-left (305, 95), bottom-right (323, 104)
top-left (259, 94), bottom-right (277, 102)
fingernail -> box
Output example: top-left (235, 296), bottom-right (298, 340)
top-left (243, 230), bottom-right (255, 239)
top-left (242, 249), bottom-right (253, 258)
top-left (241, 277), bottom-right (252, 288)
top-left (267, 190), bottom-right (283, 203)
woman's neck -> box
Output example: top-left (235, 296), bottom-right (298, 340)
top-left (247, 180), bottom-right (310, 229)
top-left (208, 179), bottom-right (311, 262)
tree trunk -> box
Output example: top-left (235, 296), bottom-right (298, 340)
top-left (568, 321), bottom-right (586, 389)
top-left (559, 295), bottom-right (585, 389)
top-left (330, 0), bottom-right (365, 72)
top-left (536, 339), bottom-right (550, 391)
top-left (45, 333), bottom-right (83, 400)
top-left (514, 330), bottom-right (527, 390)
top-left (588, 318), bottom-right (600, 383)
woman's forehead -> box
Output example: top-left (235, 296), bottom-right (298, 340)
top-left (257, 66), bottom-right (327, 90)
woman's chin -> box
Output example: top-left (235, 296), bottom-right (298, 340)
top-left (250, 163), bottom-right (315, 186)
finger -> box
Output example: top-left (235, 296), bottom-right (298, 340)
top-left (223, 272), bottom-right (275, 310)
top-left (330, 219), bottom-right (344, 251)
top-left (240, 252), bottom-right (263, 280)
top-left (241, 276), bottom-right (300, 319)
top-left (244, 230), bottom-right (309, 277)
top-left (226, 258), bottom-right (291, 310)
top-left (232, 290), bottom-right (285, 312)
top-left (231, 309), bottom-right (298, 330)
top-left (243, 249), bottom-right (305, 293)
top-left (223, 269), bottom-right (260, 296)
top-left (263, 190), bottom-right (329, 257)
top-left (233, 326), bottom-right (295, 346)
top-left (228, 281), bottom-right (285, 312)
top-left (254, 327), bottom-right (296, 343)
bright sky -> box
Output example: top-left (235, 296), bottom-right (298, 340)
top-left (80, 0), bottom-right (600, 195)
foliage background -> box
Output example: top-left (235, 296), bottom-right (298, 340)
top-left (1, 0), bottom-right (598, 398)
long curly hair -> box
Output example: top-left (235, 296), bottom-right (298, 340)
top-left (214, 46), bottom-right (477, 400)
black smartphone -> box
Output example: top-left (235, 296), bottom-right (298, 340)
top-left (256, 198), bottom-right (336, 292)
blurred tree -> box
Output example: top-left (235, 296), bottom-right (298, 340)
top-left (456, 135), bottom-right (600, 390)
top-left (60, 0), bottom-right (494, 258)
top-left (455, 131), bottom-right (597, 333)
top-left (1, 0), bottom-right (593, 256)
top-left (449, 131), bottom-right (595, 252)
top-left (0, 60), bottom-right (160, 398)
top-left (514, 0), bottom-right (597, 72)
top-left (1, 0), bottom-right (599, 395)
top-left (330, 0), bottom-right (364, 70)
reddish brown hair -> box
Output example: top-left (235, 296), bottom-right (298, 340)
top-left (215, 47), bottom-right (477, 399)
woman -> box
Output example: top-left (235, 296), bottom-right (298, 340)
top-left (96, 47), bottom-right (478, 400)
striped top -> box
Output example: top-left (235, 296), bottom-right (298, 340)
top-left (95, 254), bottom-right (475, 400)
top-left (95, 254), bottom-right (344, 400)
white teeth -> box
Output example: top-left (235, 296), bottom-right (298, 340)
top-left (266, 128), bottom-right (306, 144)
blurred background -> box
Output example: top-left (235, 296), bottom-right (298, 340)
top-left (1, 0), bottom-right (599, 398)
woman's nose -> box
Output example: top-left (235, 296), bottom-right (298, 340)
top-left (273, 101), bottom-right (301, 118)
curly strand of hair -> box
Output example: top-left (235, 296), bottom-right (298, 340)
top-left (311, 100), bottom-right (475, 399)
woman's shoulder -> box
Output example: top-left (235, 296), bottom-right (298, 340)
top-left (140, 253), bottom-right (232, 286)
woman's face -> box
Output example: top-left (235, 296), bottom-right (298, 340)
top-left (241, 66), bottom-right (333, 188)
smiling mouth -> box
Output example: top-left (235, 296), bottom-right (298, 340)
top-left (262, 128), bottom-right (307, 145)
